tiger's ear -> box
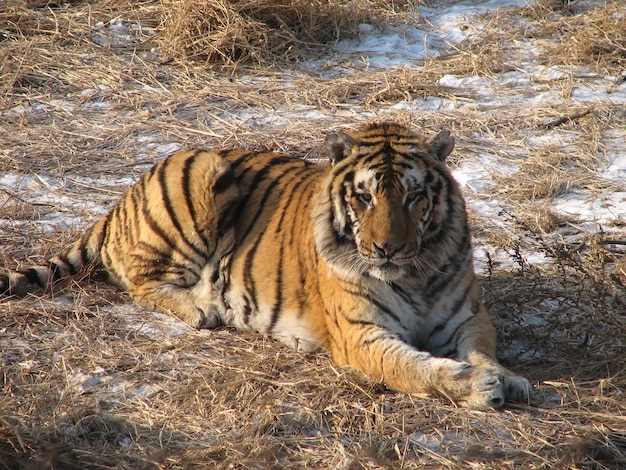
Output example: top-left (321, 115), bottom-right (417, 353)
top-left (428, 130), bottom-right (455, 162)
top-left (325, 132), bottom-right (356, 165)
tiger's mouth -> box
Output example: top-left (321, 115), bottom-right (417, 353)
top-left (354, 239), bottom-right (420, 280)
top-left (363, 247), bottom-right (419, 268)
top-left (368, 262), bottom-right (406, 281)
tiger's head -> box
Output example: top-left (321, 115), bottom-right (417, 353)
top-left (313, 122), bottom-right (462, 282)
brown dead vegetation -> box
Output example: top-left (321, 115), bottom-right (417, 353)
top-left (496, 0), bottom-right (626, 75)
top-left (159, 0), bottom-right (419, 68)
top-left (1, 0), bottom-right (625, 469)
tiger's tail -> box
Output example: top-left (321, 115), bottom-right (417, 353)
top-left (0, 215), bottom-right (109, 296)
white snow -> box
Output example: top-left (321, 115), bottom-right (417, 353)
top-left (311, 0), bottom-right (534, 68)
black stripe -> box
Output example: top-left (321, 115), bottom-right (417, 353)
top-left (361, 149), bottom-right (387, 167)
top-left (133, 241), bottom-right (202, 276)
top-left (129, 184), bottom-right (143, 245)
top-left (268, 242), bottom-right (284, 333)
top-left (213, 168), bottom-right (235, 194)
top-left (181, 152), bottom-right (197, 221)
top-left (210, 268), bottom-right (219, 284)
top-left (423, 179), bottom-right (452, 246)
top-left (79, 237), bottom-right (89, 265)
top-left (389, 281), bottom-right (428, 315)
top-left (116, 197), bottom-right (133, 246)
top-left (181, 151), bottom-right (214, 252)
top-left (139, 168), bottom-right (174, 251)
top-left (378, 342), bottom-right (402, 368)
top-left (240, 159), bottom-right (307, 313)
top-left (330, 171), bottom-right (351, 237)
top-left (100, 247), bottom-right (113, 272)
top-left (240, 170), bottom-right (292, 309)
top-left (389, 281), bottom-right (413, 304)
top-left (362, 331), bottom-right (400, 350)
top-left (133, 241), bottom-right (174, 261)
top-left (227, 150), bottom-right (254, 171)
top-left (268, 171), bottom-right (309, 319)
top-left (107, 205), bottom-right (122, 253)
top-left (216, 199), bottom-right (240, 239)
top-left (425, 234), bottom-right (470, 297)
top-left (435, 315), bottom-right (474, 358)
top-left (140, 203), bottom-right (197, 266)
top-left (242, 248), bottom-right (259, 311)
top-left (59, 253), bottom-right (77, 275)
top-left (50, 264), bottom-right (63, 282)
top-left (342, 285), bottom-right (404, 327)
top-left (272, 169), bottom-right (312, 234)
top-left (237, 155), bottom-right (315, 320)
top-left (346, 318), bottom-right (379, 327)
top-left (426, 282), bottom-right (475, 343)
top-left (24, 268), bottom-right (44, 287)
top-left (288, 177), bottom-right (313, 317)
top-left (242, 301), bottom-right (252, 326)
top-left (157, 157), bottom-right (207, 261)
top-left (133, 267), bottom-right (194, 286)
top-left (238, 158), bottom-right (301, 244)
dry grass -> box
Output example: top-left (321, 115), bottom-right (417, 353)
top-left (528, 0), bottom-right (626, 73)
top-left (1, 0), bottom-right (626, 468)
top-left (158, 0), bottom-right (419, 68)
top-left (490, 0), bottom-right (626, 75)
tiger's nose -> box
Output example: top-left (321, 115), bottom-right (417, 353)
top-left (372, 242), bottom-right (404, 259)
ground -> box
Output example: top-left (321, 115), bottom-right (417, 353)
top-left (1, 0), bottom-right (625, 468)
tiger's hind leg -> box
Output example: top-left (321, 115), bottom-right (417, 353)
top-left (129, 273), bottom-right (221, 329)
top-left (126, 236), bottom-right (235, 329)
top-left (101, 149), bottom-right (240, 330)
top-left (132, 286), bottom-right (219, 329)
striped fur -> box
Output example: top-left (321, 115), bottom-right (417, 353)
top-left (1, 122), bottom-right (531, 408)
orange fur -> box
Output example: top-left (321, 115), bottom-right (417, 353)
top-left (1, 122), bottom-right (531, 408)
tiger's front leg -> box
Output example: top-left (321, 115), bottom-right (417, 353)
top-left (321, 283), bottom-right (527, 409)
top-left (450, 304), bottom-right (532, 404)
top-left (329, 322), bottom-right (509, 409)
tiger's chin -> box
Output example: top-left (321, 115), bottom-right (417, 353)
top-left (368, 262), bottom-right (408, 282)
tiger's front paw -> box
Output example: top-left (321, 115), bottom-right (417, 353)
top-left (502, 373), bottom-right (532, 404)
top-left (444, 362), bottom-right (505, 409)
top-left (454, 366), bottom-right (505, 409)
top-left (452, 366), bottom-right (532, 408)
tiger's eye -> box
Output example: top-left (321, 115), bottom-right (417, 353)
top-left (405, 191), bottom-right (420, 206)
top-left (356, 192), bottom-right (372, 206)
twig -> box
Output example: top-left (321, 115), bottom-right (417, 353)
top-left (540, 109), bottom-right (591, 129)
top-left (602, 239), bottom-right (626, 246)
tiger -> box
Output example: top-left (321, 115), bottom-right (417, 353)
top-left (1, 122), bottom-right (532, 408)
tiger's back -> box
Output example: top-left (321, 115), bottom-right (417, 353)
top-left (1, 122), bottom-right (532, 408)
